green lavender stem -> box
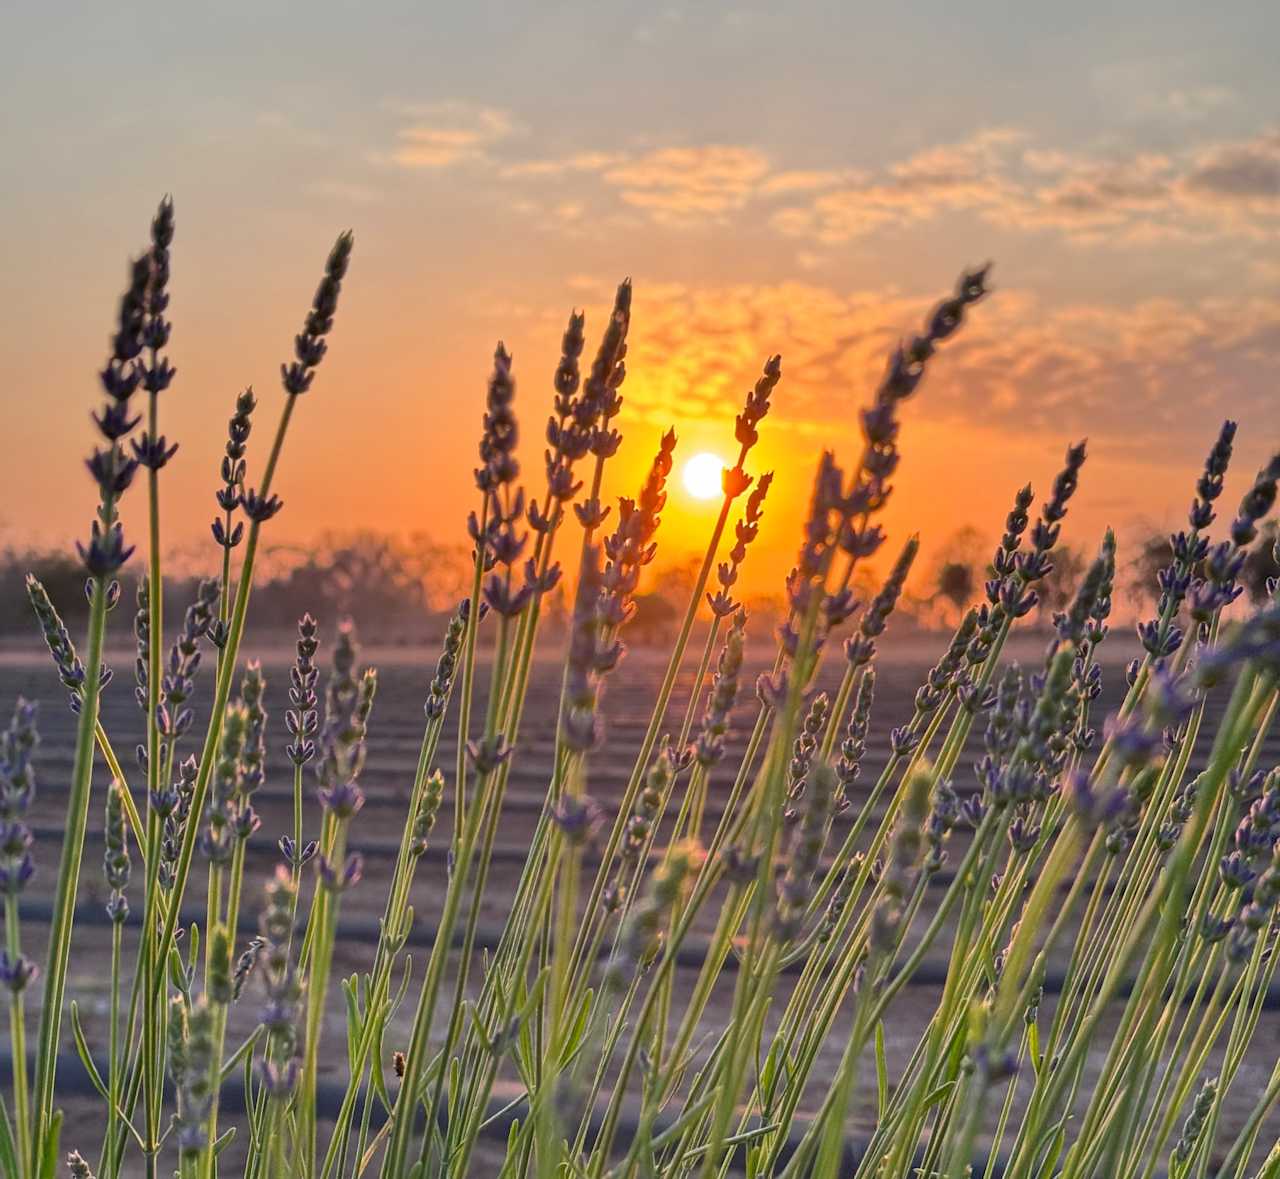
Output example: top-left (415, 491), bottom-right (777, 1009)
top-left (31, 576), bottom-right (108, 1170)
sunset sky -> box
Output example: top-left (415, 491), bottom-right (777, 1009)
top-left (4, 0), bottom-right (1279, 595)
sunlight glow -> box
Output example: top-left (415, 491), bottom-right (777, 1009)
top-left (683, 452), bottom-right (726, 501)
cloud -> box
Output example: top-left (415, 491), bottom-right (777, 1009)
top-left (1157, 86), bottom-right (1236, 121)
top-left (382, 106), bottom-right (1280, 245)
top-left (758, 169), bottom-right (856, 195)
top-left (389, 102), bottom-right (515, 168)
top-left (500, 151), bottom-right (624, 179)
top-left (1181, 131), bottom-right (1280, 209)
top-left (548, 277), bottom-right (1280, 461)
top-left (1019, 152), bottom-right (1177, 232)
top-left (498, 143), bottom-right (776, 225)
top-left (768, 131), bottom-right (1024, 242)
top-left (600, 145), bottom-right (772, 221)
top-left (771, 128), bottom-right (1280, 244)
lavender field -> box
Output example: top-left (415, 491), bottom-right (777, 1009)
top-left (8, 627), bottom-right (1280, 1176)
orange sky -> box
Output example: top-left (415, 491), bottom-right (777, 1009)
top-left (3, 2), bottom-right (1279, 600)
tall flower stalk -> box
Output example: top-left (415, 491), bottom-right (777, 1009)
top-left (31, 245), bottom-right (149, 1171)
top-left (0, 700), bottom-right (39, 1169)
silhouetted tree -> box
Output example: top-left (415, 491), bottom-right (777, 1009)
top-left (927, 525), bottom-right (985, 623)
top-left (0, 549), bottom-right (90, 634)
top-left (629, 593), bottom-right (680, 646)
top-left (1126, 530), bottom-right (1172, 611)
top-left (1037, 545), bottom-right (1087, 625)
top-left (935, 562), bottom-right (975, 615)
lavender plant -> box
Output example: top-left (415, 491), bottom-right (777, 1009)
top-left (11, 203), bottom-right (1280, 1179)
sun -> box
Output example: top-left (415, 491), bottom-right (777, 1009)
top-left (683, 452), bottom-right (725, 501)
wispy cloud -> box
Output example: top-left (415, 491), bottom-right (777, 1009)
top-left (771, 131), bottom-right (1025, 241)
top-left (1181, 130), bottom-right (1280, 210)
top-left (772, 128), bottom-right (1280, 243)
top-left (1154, 85), bottom-right (1237, 121)
top-left (388, 102), bottom-right (515, 168)
top-left (500, 151), bottom-right (624, 179)
top-left (380, 101), bottom-right (1279, 245)
top-left (548, 277), bottom-right (1280, 457)
top-left (600, 145), bottom-right (772, 221)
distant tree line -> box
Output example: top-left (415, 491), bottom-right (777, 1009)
top-left (0, 532), bottom-right (481, 641)
top-left (8, 522), bottom-right (1273, 644)
top-left (924, 521), bottom-right (1280, 625)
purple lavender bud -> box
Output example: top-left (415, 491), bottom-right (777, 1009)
top-left (465, 735), bottom-right (513, 775)
top-left (755, 671), bottom-right (789, 710)
top-left (1146, 668), bottom-right (1195, 730)
top-left (0, 951), bottom-right (37, 994)
top-left (958, 796), bottom-right (985, 828)
top-left (106, 891), bottom-right (130, 924)
top-left (1067, 769), bottom-right (1134, 827)
top-left (1226, 925), bottom-right (1256, 963)
top-left (232, 804), bottom-right (261, 840)
top-left (78, 520), bottom-right (135, 577)
top-left (1200, 913), bottom-right (1233, 943)
top-left (890, 726), bottom-right (920, 756)
top-left (317, 851), bottom-right (363, 892)
top-left (482, 575), bottom-right (533, 617)
top-left (256, 1056), bottom-right (300, 1097)
top-left (573, 497), bottom-right (610, 530)
top-left (551, 795), bottom-right (605, 846)
top-left (1103, 714), bottom-right (1161, 769)
top-left (1220, 851), bottom-right (1256, 889)
top-left (0, 854), bottom-right (34, 896)
top-left (242, 490), bottom-right (284, 523)
top-left (198, 827), bottom-right (234, 866)
top-left (280, 231), bottom-right (353, 397)
top-left (561, 708), bottom-right (604, 753)
top-left (131, 433), bottom-right (179, 470)
top-left (973, 1045), bottom-right (1019, 1085)
top-left (317, 779), bottom-right (365, 819)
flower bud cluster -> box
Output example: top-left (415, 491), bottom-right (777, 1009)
top-left (211, 388), bottom-right (256, 555)
top-left (103, 779), bottom-right (130, 922)
top-left (561, 546), bottom-right (622, 754)
top-left (174, 999), bottom-right (216, 1157)
top-left (0, 700), bottom-right (39, 990)
top-left (784, 692), bottom-right (830, 821)
top-left (151, 579), bottom-right (220, 754)
top-left (869, 766), bottom-right (932, 955)
top-left (601, 430), bottom-right (677, 629)
top-left (623, 745), bottom-right (675, 865)
top-left (286, 614), bottom-right (320, 766)
top-left (843, 538), bottom-right (919, 670)
top-left (82, 251), bottom-right (151, 578)
top-left (157, 755), bottom-right (198, 889)
top-left (607, 840), bottom-right (702, 985)
top-left (26, 576), bottom-right (104, 713)
top-left (423, 600), bottom-right (471, 721)
top-left (845, 266), bottom-right (990, 570)
top-left (776, 760), bottom-right (837, 939)
top-left (694, 611), bottom-right (747, 768)
top-left (256, 866), bottom-right (304, 1098)
top-left (707, 474), bottom-right (773, 618)
top-left (835, 669), bottom-right (875, 812)
top-left (200, 704), bottom-right (248, 865)
top-left (132, 197), bottom-right (178, 472)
